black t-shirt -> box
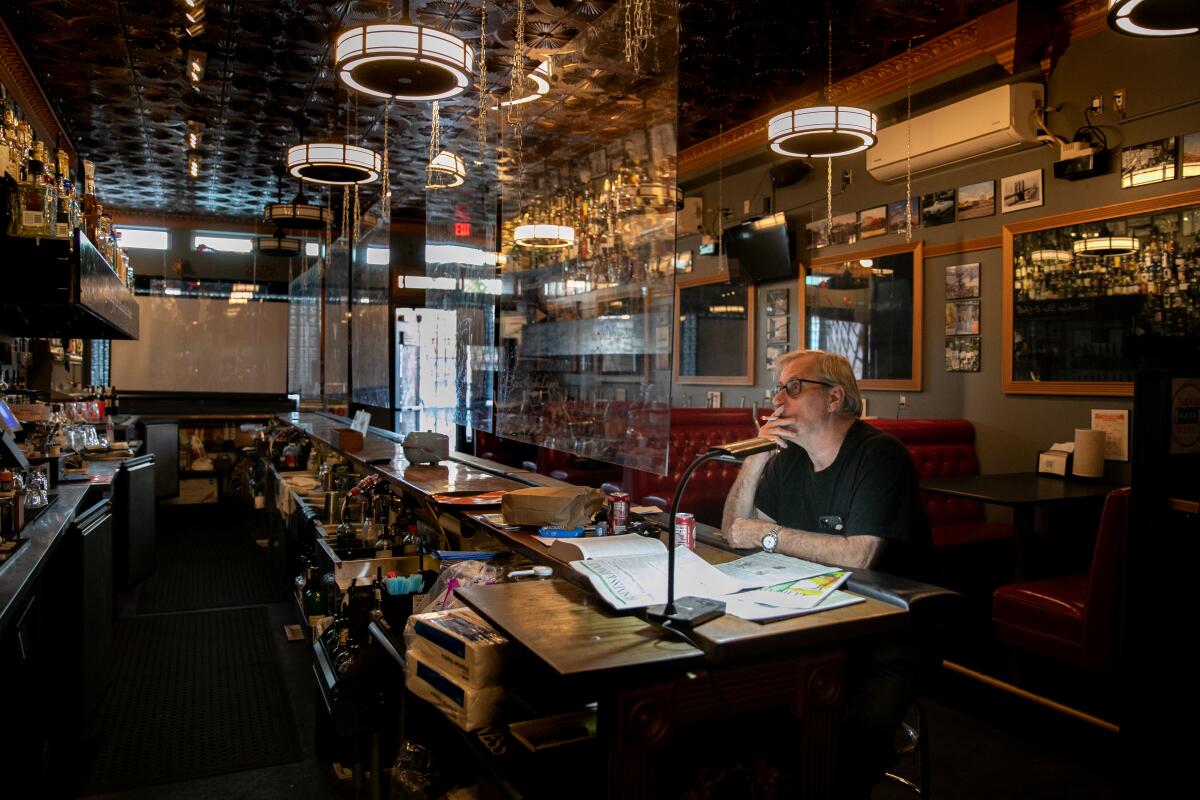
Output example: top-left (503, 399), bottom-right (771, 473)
top-left (753, 419), bottom-right (931, 580)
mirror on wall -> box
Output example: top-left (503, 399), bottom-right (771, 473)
top-left (799, 240), bottom-right (923, 391)
top-left (1003, 191), bottom-right (1200, 396)
top-left (674, 275), bottom-right (755, 385)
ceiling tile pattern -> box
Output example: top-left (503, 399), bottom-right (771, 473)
top-left (0, 0), bottom-right (1012, 220)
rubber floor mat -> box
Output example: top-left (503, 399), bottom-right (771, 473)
top-left (137, 508), bottom-right (285, 614)
top-left (77, 606), bottom-right (303, 794)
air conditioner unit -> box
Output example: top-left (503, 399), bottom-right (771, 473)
top-left (866, 83), bottom-right (1045, 182)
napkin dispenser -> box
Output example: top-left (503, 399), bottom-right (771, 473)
top-left (403, 431), bottom-right (449, 464)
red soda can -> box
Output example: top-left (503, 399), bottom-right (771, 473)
top-left (607, 492), bottom-right (630, 536)
top-left (673, 512), bottom-right (696, 550)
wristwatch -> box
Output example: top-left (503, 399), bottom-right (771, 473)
top-left (761, 526), bottom-right (782, 553)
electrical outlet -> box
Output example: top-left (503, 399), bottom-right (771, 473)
top-left (1113, 88), bottom-right (1126, 113)
top-left (1089, 95), bottom-right (1103, 113)
top-left (742, 199), bottom-right (750, 215)
top-left (898, 395), bottom-right (908, 408)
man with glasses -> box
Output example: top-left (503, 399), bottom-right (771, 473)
top-left (721, 348), bottom-right (933, 798)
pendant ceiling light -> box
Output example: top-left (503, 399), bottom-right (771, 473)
top-left (513, 223), bottom-right (575, 248)
top-left (256, 228), bottom-right (302, 256)
top-left (336, 0), bottom-right (475, 101)
top-left (287, 142), bottom-right (382, 185)
top-left (264, 174), bottom-right (330, 229)
top-left (1073, 226), bottom-right (1140, 257)
top-left (768, 17), bottom-right (877, 158)
top-left (1108, 0), bottom-right (1199, 37)
top-left (1030, 248), bottom-right (1074, 265)
top-left (494, 60), bottom-right (551, 109)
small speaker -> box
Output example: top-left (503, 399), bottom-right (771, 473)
top-left (770, 160), bottom-right (812, 188)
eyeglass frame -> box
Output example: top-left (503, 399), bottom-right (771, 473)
top-left (771, 377), bottom-right (834, 398)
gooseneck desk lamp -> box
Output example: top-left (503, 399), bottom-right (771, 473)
top-left (644, 435), bottom-right (779, 627)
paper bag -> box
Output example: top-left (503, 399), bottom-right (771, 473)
top-left (501, 486), bottom-right (606, 527)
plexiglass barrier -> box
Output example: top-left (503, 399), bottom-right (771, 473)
top-left (352, 206), bottom-right (391, 409)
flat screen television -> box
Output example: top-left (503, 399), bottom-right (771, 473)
top-left (721, 213), bottom-right (795, 283)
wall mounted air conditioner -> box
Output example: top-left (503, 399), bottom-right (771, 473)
top-left (866, 82), bottom-right (1044, 182)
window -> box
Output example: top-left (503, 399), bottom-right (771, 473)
top-left (114, 226), bottom-right (169, 250)
top-left (193, 233), bottom-right (254, 253)
top-left (366, 245), bottom-right (390, 265)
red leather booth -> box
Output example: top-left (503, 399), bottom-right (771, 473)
top-left (991, 487), bottom-right (1128, 670)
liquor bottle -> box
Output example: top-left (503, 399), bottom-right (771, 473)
top-left (303, 562), bottom-right (327, 628)
top-left (53, 149), bottom-right (73, 239)
top-left (17, 141), bottom-right (50, 236)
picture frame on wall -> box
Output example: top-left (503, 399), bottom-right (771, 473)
top-left (766, 343), bottom-right (787, 372)
top-left (1001, 169), bottom-right (1043, 213)
top-left (675, 250), bottom-right (694, 273)
top-left (887, 198), bottom-right (921, 235)
top-left (945, 336), bottom-right (981, 372)
top-left (765, 288), bottom-right (789, 316)
top-left (858, 205), bottom-right (887, 238)
top-left (806, 218), bottom-right (831, 249)
top-left (1182, 132), bottom-right (1200, 179)
top-left (1121, 136), bottom-right (1177, 188)
top-left (956, 180), bottom-right (995, 220)
top-left (945, 262), bottom-right (980, 300)
top-left (921, 190), bottom-right (956, 227)
top-left (830, 212), bottom-right (858, 246)
top-left (767, 315), bottom-right (789, 343)
top-left (945, 299), bottom-right (980, 335)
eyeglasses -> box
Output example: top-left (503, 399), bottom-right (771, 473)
top-left (771, 377), bottom-right (833, 398)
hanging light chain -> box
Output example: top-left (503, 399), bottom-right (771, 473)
top-left (624, 0), bottom-right (651, 75)
top-left (476, 0), bottom-right (488, 165)
top-left (382, 101), bottom-right (391, 202)
top-left (826, 157), bottom-right (832, 235)
top-left (427, 99), bottom-right (442, 184)
top-left (905, 37), bottom-right (913, 243)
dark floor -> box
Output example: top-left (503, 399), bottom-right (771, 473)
top-left (69, 501), bottom-right (1123, 799)
top-left (76, 504), bottom-right (341, 800)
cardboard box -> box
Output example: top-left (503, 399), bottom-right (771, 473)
top-left (405, 648), bottom-right (504, 732)
top-left (408, 607), bottom-right (508, 687)
top-left (334, 428), bottom-right (363, 452)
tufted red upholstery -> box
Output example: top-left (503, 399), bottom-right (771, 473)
top-left (992, 488), bottom-right (1128, 669)
top-left (865, 419), bottom-right (1012, 547)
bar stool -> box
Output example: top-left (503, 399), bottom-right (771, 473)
top-left (882, 701), bottom-right (930, 797)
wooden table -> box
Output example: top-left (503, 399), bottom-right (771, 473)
top-left (920, 472), bottom-right (1121, 579)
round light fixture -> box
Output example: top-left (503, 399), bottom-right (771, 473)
top-left (513, 224), bottom-right (575, 248)
top-left (768, 106), bottom-right (878, 158)
top-left (1108, 0), bottom-right (1199, 37)
top-left (426, 150), bottom-right (466, 189)
top-left (335, 22), bottom-right (475, 101)
top-left (287, 143), bottom-right (382, 185)
top-left (1072, 234), bottom-right (1140, 257)
top-left (1030, 249), bottom-right (1074, 265)
top-left (264, 200), bottom-right (331, 230)
top-left (494, 60), bottom-right (551, 109)
top-left (256, 233), bottom-right (303, 256)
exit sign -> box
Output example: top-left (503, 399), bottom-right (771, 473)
top-left (454, 222), bottom-right (471, 237)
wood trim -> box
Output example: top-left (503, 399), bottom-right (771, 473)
top-left (674, 274), bottom-right (756, 386)
top-left (677, 0), bottom-right (1109, 179)
top-left (798, 240), bottom-right (923, 392)
top-left (924, 235), bottom-right (1003, 259)
top-left (1000, 190), bottom-right (1200, 397)
top-left (0, 18), bottom-right (74, 159)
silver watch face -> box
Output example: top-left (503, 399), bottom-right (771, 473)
top-left (762, 532), bottom-right (779, 552)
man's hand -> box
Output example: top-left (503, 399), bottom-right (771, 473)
top-left (757, 413), bottom-right (802, 450)
top-left (722, 517), bottom-right (776, 550)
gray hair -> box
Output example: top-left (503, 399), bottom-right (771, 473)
top-left (774, 349), bottom-right (863, 418)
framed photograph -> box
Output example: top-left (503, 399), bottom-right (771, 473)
top-left (675, 250), bottom-right (693, 273)
top-left (830, 212), bottom-right (858, 245)
top-left (767, 315), bottom-right (789, 344)
top-left (945, 336), bottom-right (981, 372)
top-left (858, 205), bottom-right (887, 238)
top-left (1001, 169), bottom-right (1043, 213)
top-left (765, 288), bottom-right (789, 316)
top-left (945, 262), bottom-right (980, 300)
top-left (766, 343), bottom-right (787, 372)
top-left (921, 190), bottom-right (956, 227)
top-left (887, 198), bottom-right (921, 235)
top-left (1121, 136), bottom-right (1177, 188)
top-left (1183, 132), bottom-right (1200, 179)
top-left (805, 218), bottom-right (830, 249)
top-left (945, 299), bottom-right (980, 335)
top-left (956, 180), bottom-right (995, 220)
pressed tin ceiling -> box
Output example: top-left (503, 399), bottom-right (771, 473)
top-left (0, 0), bottom-right (1016, 221)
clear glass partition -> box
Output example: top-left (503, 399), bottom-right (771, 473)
top-left (288, 262), bottom-right (323, 401)
top-left (323, 239), bottom-right (350, 410)
top-left (484, 0), bottom-right (680, 475)
top-left (351, 205), bottom-right (391, 409)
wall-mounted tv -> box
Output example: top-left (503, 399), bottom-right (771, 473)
top-left (721, 213), bottom-right (795, 284)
